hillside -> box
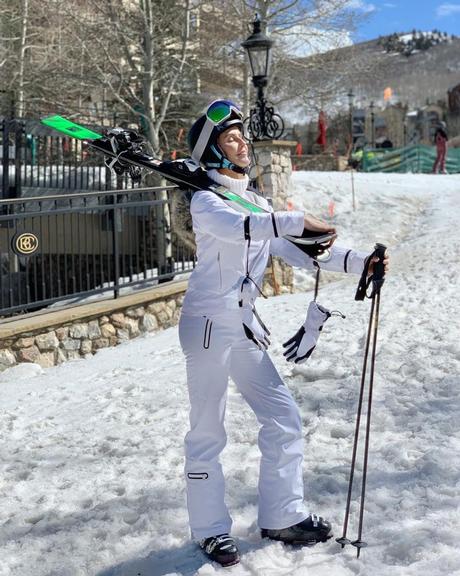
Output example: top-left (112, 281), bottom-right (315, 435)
top-left (293, 31), bottom-right (460, 110)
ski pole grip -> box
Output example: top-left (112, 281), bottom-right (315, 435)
top-left (373, 243), bottom-right (386, 283)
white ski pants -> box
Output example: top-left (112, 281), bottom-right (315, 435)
top-left (179, 313), bottom-right (308, 540)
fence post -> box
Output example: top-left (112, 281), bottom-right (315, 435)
top-left (2, 119), bottom-right (10, 199)
top-left (112, 193), bottom-right (121, 299)
top-left (14, 120), bottom-right (23, 198)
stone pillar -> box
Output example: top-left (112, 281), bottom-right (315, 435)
top-left (251, 140), bottom-right (297, 295)
top-left (251, 140), bottom-right (297, 209)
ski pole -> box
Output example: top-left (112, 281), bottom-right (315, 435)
top-left (352, 244), bottom-right (385, 556)
top-left (336, 296), bottom-right (375, 549)
top-left (336, 243), bottom-right (386, 555)
top-left (352, 290), bottom-right (381, 557)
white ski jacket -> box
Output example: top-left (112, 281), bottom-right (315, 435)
top-left (181, 170), bottom-right (368, 323)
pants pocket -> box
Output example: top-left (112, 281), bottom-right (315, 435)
top-left (203, 318), bottom-right (213, 349)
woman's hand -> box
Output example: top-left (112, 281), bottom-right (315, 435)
top-left (367, 250), bottom-right (390, 277)
top-left (303, 213), bottom-right (336, 235)
top-left (303, 213), bottom-right (337, 251)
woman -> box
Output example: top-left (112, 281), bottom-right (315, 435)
top-left (179, 99), bottom-right (388, 567)
top-left (432, 121), bottom-right (448, 174)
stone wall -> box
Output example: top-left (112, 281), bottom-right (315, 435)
top-left (249, 140), bottom-right (297, 295)
top-left (262, 257), bottom-right (294, 297)
top-left (251, 140), bottom-right (297, 210)
top-left (0, 281), bottom-right (186, 372)
top-left (292, 154), bottom-right (341, 172)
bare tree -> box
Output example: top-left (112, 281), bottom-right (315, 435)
top-left (60, 0), bottom-right (195, 154)
top-left (1, 0), bottom-right (37, 116)
top-left (222, 0), bottom-right (372, 116)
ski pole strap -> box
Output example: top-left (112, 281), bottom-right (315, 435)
top-left (355, 243), bottom-right (387, 301)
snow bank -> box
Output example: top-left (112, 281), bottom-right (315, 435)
top-left (1, 172), bottom-right (459, 576)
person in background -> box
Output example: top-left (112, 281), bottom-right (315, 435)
top-left (432, 121), bottom-right (448, 174)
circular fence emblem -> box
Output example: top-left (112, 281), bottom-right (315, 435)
top-left (12, 232), bottom-right (39, 256)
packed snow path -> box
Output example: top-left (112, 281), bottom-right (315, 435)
top-left (1, 173), bottom-right (459, 576)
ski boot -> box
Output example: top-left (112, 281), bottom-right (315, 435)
top-left (261, 514), bottom-right (332, 546)
top-left (199, 533), bottom-right (240, 567)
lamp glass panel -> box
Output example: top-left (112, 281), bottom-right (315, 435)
top-left (248, 46), bottom-right (269, 77)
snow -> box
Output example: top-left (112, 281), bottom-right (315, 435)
top-left (1, 171), bottom-right (460, 576)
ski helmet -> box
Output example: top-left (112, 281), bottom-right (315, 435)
top-left (188, 99), bottom-right (247, 173)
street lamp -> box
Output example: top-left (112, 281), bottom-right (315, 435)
top-left (369, 100), bottom-right (375, 148)
top-left (347, 89), bottom-right (354, 149)
top-left (242, 14), bottom-right (284, 140)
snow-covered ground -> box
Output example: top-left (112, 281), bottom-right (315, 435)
top-left (1, 171), bottom-right (460, 576)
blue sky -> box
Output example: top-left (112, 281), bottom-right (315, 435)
top-left (351, 0), bottom-right (460, 41)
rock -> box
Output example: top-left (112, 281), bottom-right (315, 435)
top-left (110, 313), bottom-right (126, 328)
top-left (280, 154), bottom-right (291, 168)
top-left (100, 316), bottom-right (110, 325)
top-left (124, 317), bottom-right (140, 337)
top-left (93, 338), bottom-right (109, 350)
top-left (156, 309), bottom-right (171, 324)
top-left (62, 337), bottom-right (81, 351)
top-left (80, 339), bottom-right (93, 355)
top-left (141, 313), bottom-right (158, 332)
top-left (69, 324), bottom-right (89, 339)
top-left (13, 337), bottom-right (35, 350)
top-left (147, 301), bottom-right (166, 315)
top-left (88, 320), bottom-right (102, 340)
top-left (126, 307), bottom-right (145, 319)
top-left (16, 346), bottom-right (41, 363)
top-left (66, 351), bottom-right (81, 361)
top-left (55, 327), bottom-right (69, 341)
top-left (35, 331), bottom-right (59, 351)
top-left (0, 349), bottom-right (16, 369)
top-left (56, 348), bottom-right (67, 364)
top-left (117, 329), bottom-right (130, 342)
top-left (101, 323), bottom-right (116, 338)
top-left (36, 352), bottom-right (55, 368)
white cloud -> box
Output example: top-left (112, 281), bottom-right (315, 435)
top-left (346, 0), bottom-right (377, 13)
top-left (383, 2), bottom-right (397, 7)
top-left (436, 3), bottom-right (460, 16)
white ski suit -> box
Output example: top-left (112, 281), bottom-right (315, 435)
top-left (179, 170), bottom-right (368, 540)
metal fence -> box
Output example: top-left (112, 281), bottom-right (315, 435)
top-left (361, 144), bottom-right (460, 173)
top-left (0, 186), bottom-right (195, 317)
top-left (1, 117), bottom-right (136, 198)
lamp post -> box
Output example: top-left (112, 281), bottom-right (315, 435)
top-left (369, 100), bottom-right (375, 148)
top-left (242, 15), bottom-right (284, 140)
top-left (347, 89), bottom-right (354, 149)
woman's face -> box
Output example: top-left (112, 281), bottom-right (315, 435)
top-left (217, 127), bottom-right (250, 168)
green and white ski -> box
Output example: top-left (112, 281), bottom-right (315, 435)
top-left (41, 115), bottom-right (334, 248)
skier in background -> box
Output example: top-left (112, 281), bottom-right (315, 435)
top-left (432, 121), bottom-right (448, 174)
top-left (179, 99), bottom-right (389, 567)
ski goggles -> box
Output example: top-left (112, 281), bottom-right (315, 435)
top-left (191, 100), bottom-right (243, 163)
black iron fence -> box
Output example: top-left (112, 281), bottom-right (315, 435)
top-left (1, 117), bottom-right (135, 198)
top-left (0, 187), bottom-right (195, 317)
